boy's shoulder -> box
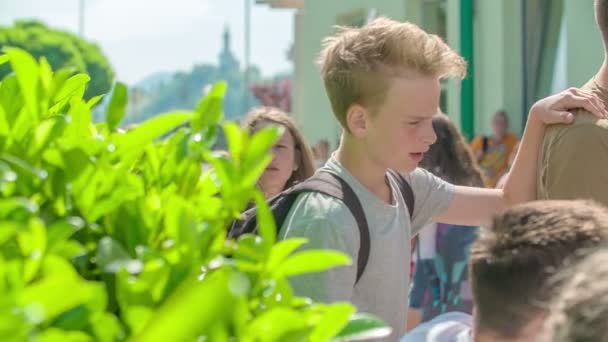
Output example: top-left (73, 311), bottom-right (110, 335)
top-left (285, 191), bottom-right (356, 226)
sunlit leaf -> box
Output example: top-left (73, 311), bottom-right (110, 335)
top-left (111, 111), bottom-right (192, 158)
top-left (106, 83), bottom-right (128, 131)
top-left (4, 47), bottom-right (39, 120)
top-left (96, 237), bottom-right (142, 274)
top-left (252, 191), bottom-right (276, 255)
top-left (308, 303), bottom-right (355, 342)
top-left (193, 81), bottom-right (226, 131)
top-left (246, 307), bottom-right (308, 341)
top-left (333, 313), bottom-right (391, 341)
top-left (265, 238), bottom-right (308, 271)
top-left (273, 250), bottom-right (352, 279)
top-left (53, 74), bottom-right (90, 105)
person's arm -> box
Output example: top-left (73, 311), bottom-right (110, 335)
top-left (435, 88), bottom-right (607, 227)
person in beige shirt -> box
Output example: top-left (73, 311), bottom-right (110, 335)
top-left (538, 0), bottom-right (608, 206)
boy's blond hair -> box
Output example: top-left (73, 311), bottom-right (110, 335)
top-left (318, 17), bottom-right (466, 128)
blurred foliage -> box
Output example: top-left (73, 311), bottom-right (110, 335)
top-left (0, 20), bottom-right (114, 100)
top-left (0, 48), bottom-right (389, 341)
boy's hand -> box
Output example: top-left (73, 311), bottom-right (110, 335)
top-left (530, 87), bottom-right (608, 125)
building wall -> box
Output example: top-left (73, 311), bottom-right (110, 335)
top-left (564, 0), bottom-right (603, 88)
top-left (281, 0), bottom-right (604, 145)
top-left (471, 0), bottom-right (524, 136)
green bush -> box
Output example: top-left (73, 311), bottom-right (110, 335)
top-left (0, 48), bottom-right (389, 341)
top-left (0, 21), bottom-right (114, 100)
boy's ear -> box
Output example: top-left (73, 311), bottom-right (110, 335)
top-left (346, 104), bottom-right (369, 137)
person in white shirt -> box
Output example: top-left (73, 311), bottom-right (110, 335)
top-left (402, 312), bottom-right (472, 342)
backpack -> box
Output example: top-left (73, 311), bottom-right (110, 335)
top-left (227, 169), bottom-right (415, 283)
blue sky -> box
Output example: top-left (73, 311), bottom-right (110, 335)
top-left (0, 0), bottom-right (296, 85)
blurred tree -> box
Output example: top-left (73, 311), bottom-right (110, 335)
top-left (0, 20), bottom-right (114, 99)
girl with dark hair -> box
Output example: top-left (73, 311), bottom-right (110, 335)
top-left (242, 106), bottom-right (316, 199)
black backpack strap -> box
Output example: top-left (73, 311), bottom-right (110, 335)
top-left (387, 169), bottom-right (415, 219)
top-left (291, 172), bottom-right (370, 284)
top-left (227, 191), bottom-right (302, 240)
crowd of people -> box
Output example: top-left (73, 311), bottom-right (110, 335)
top-left (225, 1), bottom-right (608, 341)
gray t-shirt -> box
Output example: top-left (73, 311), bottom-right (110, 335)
top-left (279, 157), bottom-right (455, 340)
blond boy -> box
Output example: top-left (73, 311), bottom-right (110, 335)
top-left (279, 17), bottom-right (606, 339)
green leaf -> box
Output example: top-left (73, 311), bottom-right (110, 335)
top-left (106, 83), bottom-right (128, 131)
top-left (308, 303), bottom-right (355, 342)
top-left (246, 308), bottom-right (308, 341)
top-left (223, 122), bottom-right (245, 161)
top-left (244, 126), bottom-right (281, 166)
top-left (17, 218), bottom-right (47, 282)
top-left (51, 305), bottom-right (91, 331)
top-left (34, 328), bottom-right (92, 342)
top-left (53, 240), bottom-right (86, 259)
top-left (234, 234), bottom-right (265, 262)
top-left (0, 54), bottom-right (8, 66)
top-left (193, 81), bottom-right (226, 131)
top-left (124, 306), bottom-right (153, 335)
top-left (0, 75), bottom-right (24, 128)
top-left (49, 69), bottom-right (76, 113)
top-left (89, 312), bottom-right (123, 342)
top-left (86, 94), bottom-right (104, 109)
top-left (38, 56), bottom-right (53, 94)
top-left (0, 221), bottom-right (19, 245)
top-left (28, 116), bottom-right (67, 158)
top-left (266, 238), bottom-right (308, 271)
top-left (333, 313), bottom-right (391, 341)
top-left (0, 153), bottom-right (48, 180)
top-left (18, 256), bottom-right (103, 324)
top-left (47, 217), bottom-right (84, 252)
top-left (0, 197), bottom-right (38, 218)
top-left (96, 237), bottom-right (142, 274)
top-left (65, 99), bottom-right (93, 142)
top-left (133, 268), bottom-right (239, 342)
top-left (253, 191), bottom-right (276, 254)
top-left (4, 47), bottom-right (39, 120)
top-left (111, 111), bottom-right (193, 158)
top-left (53, 74), bottom-right (90, 105)
top-left (0, 103), bottom-right (9, 136)
top-left (273, 250), bottom-right (352, 279)
top-left (241, 126), bottom-right (280, 187)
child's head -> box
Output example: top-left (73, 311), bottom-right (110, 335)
top-left (548, 247), bottom-right (608, 342)
top-left (242, 107), bottom-right (315, 198)
top-left (317, 17), bottom-right (466, 171)
top-left (420, 113), bottom-right (484, 186)
top-left (469, 200), bottom-right (608, 341)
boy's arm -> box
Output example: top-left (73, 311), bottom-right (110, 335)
top-left (435, 88), bottom-right (607, 227)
